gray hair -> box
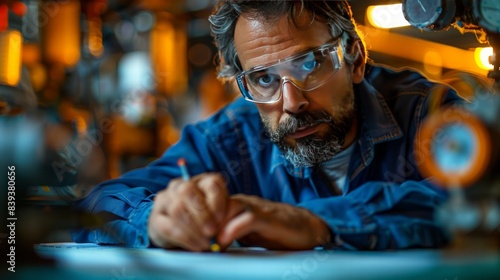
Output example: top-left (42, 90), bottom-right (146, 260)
top-left (209, 0), bottom-right (367, 81)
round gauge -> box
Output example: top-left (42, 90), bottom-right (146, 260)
top-left (415, 107), bottom-right (491, 187)
top-left (473, 0), bottom-right (500, 33)
top-left (402, 0), bottom-right (456, 30)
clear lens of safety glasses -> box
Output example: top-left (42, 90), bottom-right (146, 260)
top-left (236, 41), bottom-right (343, 104)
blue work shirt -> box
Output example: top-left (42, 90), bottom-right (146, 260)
top-left (71, 64), bottom-right (463, 250)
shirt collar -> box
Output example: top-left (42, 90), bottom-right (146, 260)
top-left (355, 75), bottom-right (403, 144)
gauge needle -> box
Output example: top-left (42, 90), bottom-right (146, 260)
top-left (483, 5), bottom-right (500, 12)
top-left (417, 0), bottom-right (427, 12)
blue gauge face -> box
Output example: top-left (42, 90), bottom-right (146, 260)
top-left (474, 0), bottom-right (500, 33)
top-left (402, 0), bottom-right (457, 30)
top-left (403, 0), bottom-right (442, 27)
top-left (432, 123), bottom-right (476, 174)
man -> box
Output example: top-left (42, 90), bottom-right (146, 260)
top-left (72, 0), bottom-right (462, 251)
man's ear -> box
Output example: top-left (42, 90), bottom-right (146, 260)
top-left (350, 40), bottom-right (366, 84)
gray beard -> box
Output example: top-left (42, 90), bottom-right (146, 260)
top-left (278, 133), bottom-right (345, 167)
top-left (262, 96), bottom-right (356, 167)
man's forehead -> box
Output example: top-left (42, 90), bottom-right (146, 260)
top-left (234, 14), bottom-right (331, 70)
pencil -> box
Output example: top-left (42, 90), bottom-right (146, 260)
top-left (177, 158), bottom-right (221, 253)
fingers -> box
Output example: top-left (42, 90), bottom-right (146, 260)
top-left (218, 207), bottom-right (256, 247)
top-left (177, 181), bottom-right (217, 236)
top-left (217, 195), bottom-right (328, 250)
top-left (198, 174), bottom-right (228, 225)
top-left (148, 173), bottom-right (228, 251)
top-left (217, 196), bottom-right (259, 247)
top-left (180, 173), bottom-right (227, 236)
top-left (219, 194), bottom-right (249, 225)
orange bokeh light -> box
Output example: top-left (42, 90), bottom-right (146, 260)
top-left (11, 1), bottom-right (27, 17)
top-left (0, 5), bottom-right (8, 31)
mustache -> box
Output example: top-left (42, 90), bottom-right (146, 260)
top-left (271, 111), bottom-right (333, 141)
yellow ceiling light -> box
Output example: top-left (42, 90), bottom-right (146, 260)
top-left (358, 25), bottom-right (487, 77)
top-left (474, 47), bottom-right (494, 70)
top-left (43, 1), bottom-right (81, 67)
top-left (367, 3), bottom-right (410, 29)
top-left (0, 30), bottom-right (22, 87)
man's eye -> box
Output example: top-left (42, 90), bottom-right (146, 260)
top-left (302, 59), bottom-right (317, 72)
top-left (255, 75), bottom-right (278, 88)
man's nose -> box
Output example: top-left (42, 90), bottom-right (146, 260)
top-left (281, 80), bottom-right (308, 114)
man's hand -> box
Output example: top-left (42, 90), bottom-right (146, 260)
top-left (217, 194), bottom-right (331, 250)
top-left (148, 173), bottom-right (228, 251)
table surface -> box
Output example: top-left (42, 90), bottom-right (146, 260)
top-left (5, 242), bottom-right (500, 280)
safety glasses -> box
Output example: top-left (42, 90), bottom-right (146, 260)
top-left (235, 39), bottom-right (343, 104)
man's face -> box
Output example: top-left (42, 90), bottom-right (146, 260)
top-left (234, 13), bottom-right (363, 167)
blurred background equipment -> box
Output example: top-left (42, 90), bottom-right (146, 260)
top-left (0, 0), bottom-right (235, 260)
top-left (403, 0), bottom-right (500, 250)
top-left (0, 0), bottom-right (234, 189)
